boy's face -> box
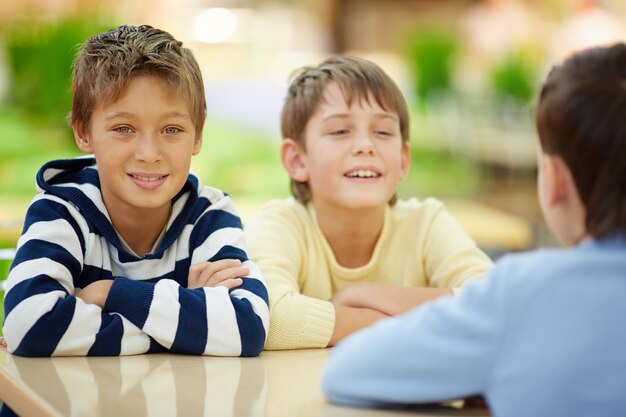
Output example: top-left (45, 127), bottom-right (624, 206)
top-left (74, 74), bottom-right (201, 218)
top-left (293, 82), bottom-right (409, 211)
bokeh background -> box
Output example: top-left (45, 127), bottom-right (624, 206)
top-left (1, 0), bottom-right (625, 322)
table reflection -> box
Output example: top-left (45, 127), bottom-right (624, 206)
top-left (1, 349), bottom-right (487, 417)
top-left (2, 351), bottom-right (271, 417)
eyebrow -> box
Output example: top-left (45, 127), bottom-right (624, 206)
top-left (104, 111), bottom-right (191, 121)
top-left (321, 113), bottom-right (399, 122)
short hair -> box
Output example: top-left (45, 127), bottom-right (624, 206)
top-left (70, 25), bottom-right (206, 137)
top-left (536, 43), bottom-right (626, 238)
top-left (281, 56), bottom-right (410, 204)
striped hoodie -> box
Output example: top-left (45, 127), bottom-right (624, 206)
top-left (2, 156), bottom-right (269, 357)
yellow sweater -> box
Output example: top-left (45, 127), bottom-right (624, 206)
top-left (244, 197), bottom-right (492, 350)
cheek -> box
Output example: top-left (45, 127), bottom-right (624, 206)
top-left (382, 147), bottom-right (406, 175)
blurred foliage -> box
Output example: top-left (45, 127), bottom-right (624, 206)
top-left (400, 145), bottom-right (479, 199)
top-left (491, 54), bottom-right (537, 103)
top-left (0, 105), bottom-right (78, 197)
top-left (490, 48), bottom-right (541, 104)
top-left (191, 118), bottom-right (289, 208)
top-left (405, 27), bottom-right (459, 109)
top-left (2, 16), bottom-right (112, 131)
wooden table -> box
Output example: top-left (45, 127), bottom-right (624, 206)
top-left (0, 348), bottom-right (489, 417)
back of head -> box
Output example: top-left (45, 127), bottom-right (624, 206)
top-left (71, 25), bottom-right (206, 136)
top-left (281, 55), bottom-right (409, 203)
top-left (536, 42), bottom-right (626, 239)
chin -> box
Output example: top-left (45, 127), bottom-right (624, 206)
top-left (344, 199), bottom-right (388, 210)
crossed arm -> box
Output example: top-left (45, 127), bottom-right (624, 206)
top-left (329, 284), bottom-right (453, 346)
top-left (75, 259), bottom-right (249, 307)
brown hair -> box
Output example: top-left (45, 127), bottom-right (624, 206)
top-left (70, 25), bottom-right (206, 137)
top-left (536, 43), bottom-right (626, 238)
top-left (281, 56), bottom-right (410, 203)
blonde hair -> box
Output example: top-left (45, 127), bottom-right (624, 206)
top-left (70, 25), bottom-right (206, 137)
top-left (281, 56), bottom-right (409, 203)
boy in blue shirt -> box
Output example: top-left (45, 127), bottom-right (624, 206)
top-left (322, 43), bottom-right (626, 417)
top-left (1, 25), bottom-right (268, 357)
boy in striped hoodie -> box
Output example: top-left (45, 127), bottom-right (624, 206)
top-left (1, 25), bottom-right (269, 357)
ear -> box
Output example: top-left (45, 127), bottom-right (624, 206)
top-left (192, 120), bottom-right (205, 155)
top-left (192, 133), bottom-right (203, 155)
top-left (541, 153), bottom-right (573, 206)
top-left (73, 123), bottom-right (93, 153)
top-left (400, 142), bottom-right (411, 179)
top-left (281, 139), bottom-right (309, 182)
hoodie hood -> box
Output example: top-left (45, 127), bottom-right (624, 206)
top-left (36, 156), bottom-right (200, 260)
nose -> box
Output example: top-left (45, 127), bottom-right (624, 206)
top-left (352, 131), bottom-right (375, 156)
top-left (135, 133), bottom-right (163, 163)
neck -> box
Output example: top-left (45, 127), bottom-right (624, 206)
top-left (109, 205), bottom-right (171, 257)
top-left (313, 202), bottom-right (385, 268)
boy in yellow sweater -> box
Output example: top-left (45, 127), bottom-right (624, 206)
top-left (245, 56), bottom-right (492, 350)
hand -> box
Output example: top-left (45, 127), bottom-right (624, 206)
top-left (332, 282), bottom-right (370, 307)
top-left (0, 337), bottom-right (7, 350)
top-left (188, 259), bottom-right (249, 289)
top-left (332, 282), bottom-right (452, 316)
top-left (328, 305), bottom-right (388, 346)
top-left (75, 280), bottom-right (113, 307)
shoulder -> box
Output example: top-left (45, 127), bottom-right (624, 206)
top-left (255, 197), bottom-right (308, 214)
top-left (485, 246), bottom-right (576, 295)
top-left (24, 192), bottom-right (89, 227)
top-left (247, 198), bottom-right (310, 226)
top-left (244, 198), bottom-right (312, 245)
top-left (197, 184), bottom-right (229, 204)
top-left (187, 186), bottom-right (244, 232)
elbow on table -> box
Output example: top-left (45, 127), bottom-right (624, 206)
top-left (4, 336), bottom-right (53, 357)
top-left (238, 314), bottom-right (268, 357)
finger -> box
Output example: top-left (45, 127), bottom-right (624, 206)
top-left (188, 262), bottom-right (211, 288)
top-left (205, 266), bottom-right (249, 287)
top-left (195, 259), bottom-right (243, 285)
top-left (206, 259), bottom-right (243, 270)
top-left (215, 278), bottom-right (243, 290)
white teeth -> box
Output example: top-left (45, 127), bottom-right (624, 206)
top-left (133, 175), bottom-right (162, 181)
top-left (346, 170), bottom-right (378, 178)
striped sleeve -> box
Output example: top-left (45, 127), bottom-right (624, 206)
top-left (2, 197), bottom-right (151, 357)
top-left (103, 194), bottom-right (269, 357)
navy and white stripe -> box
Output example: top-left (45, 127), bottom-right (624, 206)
top-left (2, 156), bottom-right (269, 357)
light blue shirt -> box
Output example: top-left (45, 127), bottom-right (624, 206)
top-left (322, 237), bottom-right (626, 417)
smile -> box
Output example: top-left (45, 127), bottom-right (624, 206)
top-left (129, 173), bottom-right (168, 190)
top-left (345, 170), bottom-right (380, 178)
top-left (130, 174), bottom-right (166, 181)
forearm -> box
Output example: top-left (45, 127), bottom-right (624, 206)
top-left (329, 305), bottom-right (388, 346)
top-left (105, 276), bottom-right (269, 356)
top-left (323, 267), bottom-right (508, 407)
top-left (4, 288), bottom-right (149, 356)
top-left (334, 283), bottom-right (453, 316)
top-left (265, 291), bottom-right (335, 350)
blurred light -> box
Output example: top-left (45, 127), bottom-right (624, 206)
top-left (193, 8), bottom-right (238, 44)
top-left (267, 51), bottom-right (322, 86)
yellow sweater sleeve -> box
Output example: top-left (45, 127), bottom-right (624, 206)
top-left (245, 199), bottom-right (335, 350)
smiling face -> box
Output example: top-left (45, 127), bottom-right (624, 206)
top-left (287, 82), bottom-right (409, 212)
top-left (74, 74), bottom-right (201, 221)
